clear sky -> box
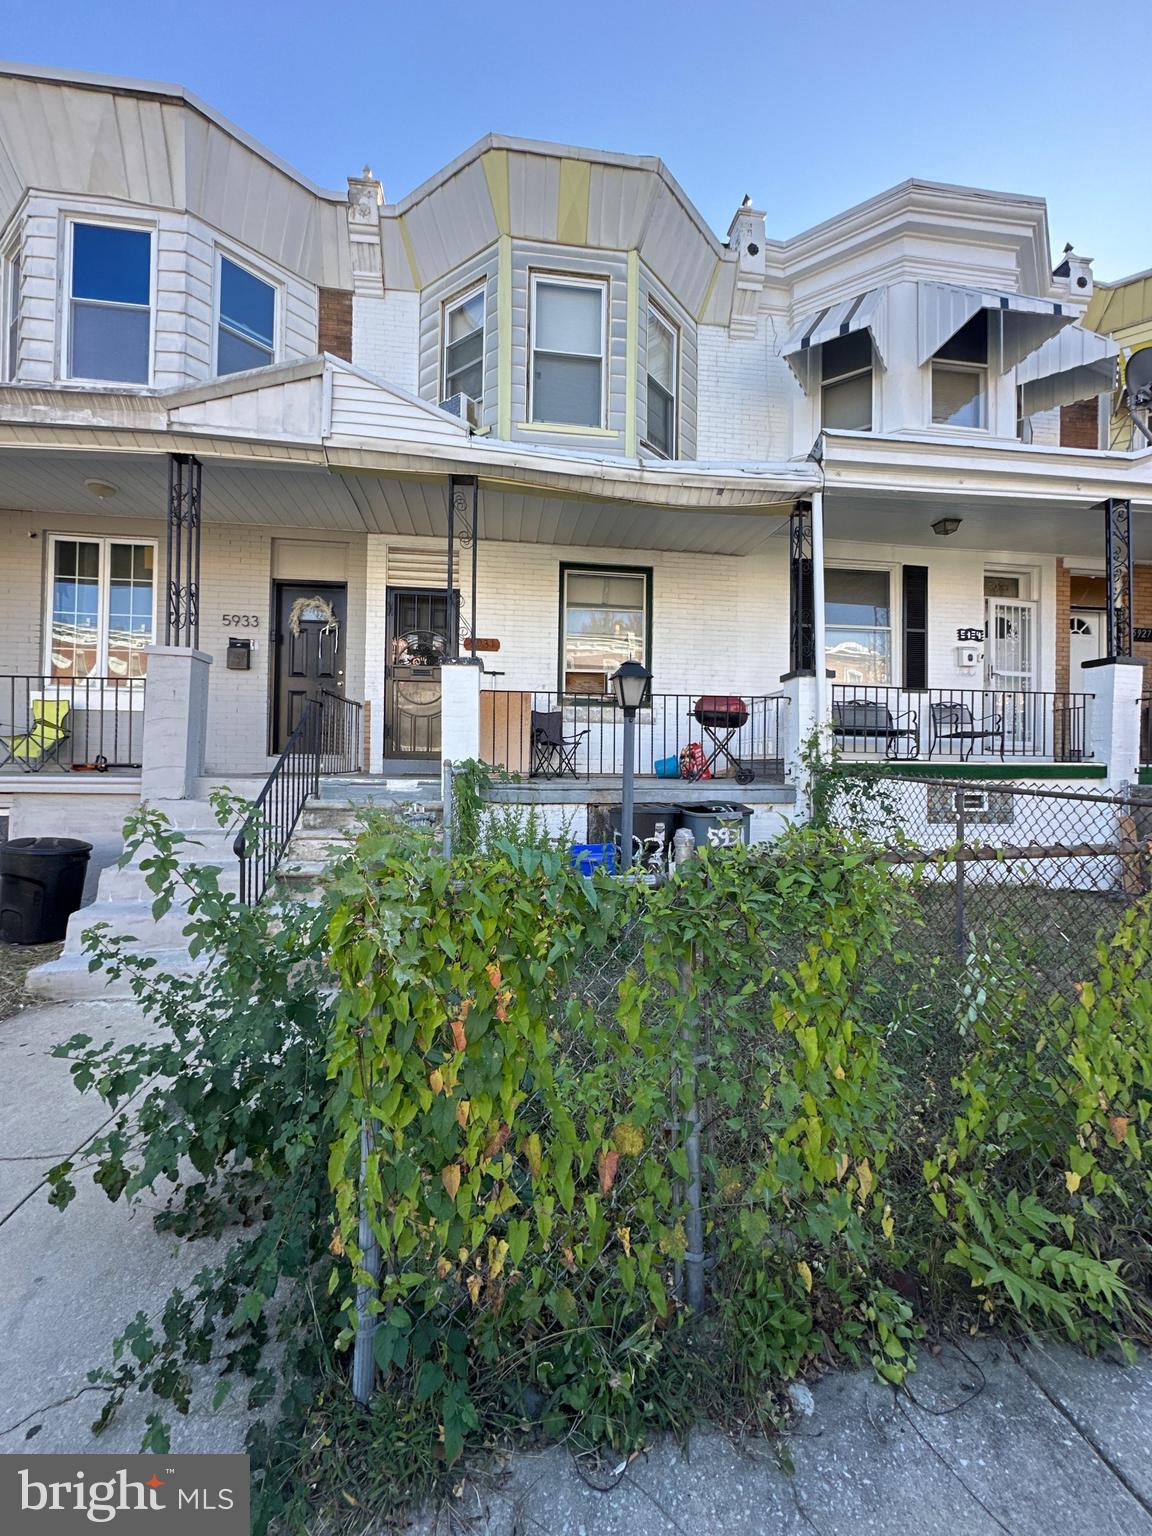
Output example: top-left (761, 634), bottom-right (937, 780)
top-left (1, 0), bottom-right (1144, 281)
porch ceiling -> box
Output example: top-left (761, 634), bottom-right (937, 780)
top-left (824, 489), bottom-right (1152, 561)
top-left (0, 448), bottom-right (793, 555)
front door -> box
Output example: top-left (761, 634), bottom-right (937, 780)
top-left (384, 588), bottom-right (457, 759)
top-left (272, 582), bottom-right (347, 752)
top-left (1069, 610), bottom-right (1107, 679)
top-left (985, 598), bottom-right (1035, 692)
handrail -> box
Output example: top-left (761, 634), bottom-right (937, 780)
top-left (233, 692), bottom-right (364, 905)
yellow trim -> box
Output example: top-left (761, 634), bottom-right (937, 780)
top-left (497, 233), bottom-right (513, 439)
top-left (696, 258), bottom-right (721, 323)
top-left (397, 216), bottom-right (421, 289)
top-left (515, 421), bottom-right (619, 437)
top-left (556, 159), bottom-right (591, 246)
top-left (625, 250), bottom-right (639, 455)
top-left (482, 150), bottom-right (511, 236)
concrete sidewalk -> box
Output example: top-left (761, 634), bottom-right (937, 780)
top-left (3, 998), bottom-right (1152, 1535)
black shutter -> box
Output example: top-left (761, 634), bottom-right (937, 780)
top-left (903, 565), bottom-right (928, 690)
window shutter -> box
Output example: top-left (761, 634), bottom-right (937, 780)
top-left (903, 566), bottom-right (928, 689)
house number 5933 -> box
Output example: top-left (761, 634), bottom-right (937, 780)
top-left (222, 614), bottom-right (260, 628)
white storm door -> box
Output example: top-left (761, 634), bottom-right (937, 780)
top-left (986, 599), bottom-right (1036, 690)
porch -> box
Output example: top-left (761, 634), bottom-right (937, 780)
top-left (829, 683), bottom-right (1093, 765)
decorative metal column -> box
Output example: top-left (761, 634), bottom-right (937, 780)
top-left (448, 474), bottom-right (479, 659)
top-left (788, 498), bottom-right (816, 673)
top-left (165, 453), bottom-right (202, 648)
top-left (1100, 497), bottom-right (1134, 659)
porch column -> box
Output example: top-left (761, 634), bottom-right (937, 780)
top-left (449, 474), bottom-right (480, 655)
top-left (1082, 658), bottom-right (1143, 791)
top-left (782, 490), bottom-right (829, 818)
top-left (165, 454), bottom-right (203, 648)
top-left (140, 646), bottom-right (213, 801)
top-left (440, 661), bottom-right (481, 801)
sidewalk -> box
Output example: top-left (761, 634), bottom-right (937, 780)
top-left (3, 997), bottom-right (1151, 1534)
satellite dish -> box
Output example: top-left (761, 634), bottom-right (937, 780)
top-left (1125, 348), bottom-right (1152, 445)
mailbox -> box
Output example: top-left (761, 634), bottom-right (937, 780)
top-left (226, 637), bottom-right (252, 671)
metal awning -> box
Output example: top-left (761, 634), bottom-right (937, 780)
top-left (1016, 326), bottom-right (1119, 415)
top-left (917, 282), bottom-right (1074, 371)
top-left (782, 289), bottom-right (886, 390)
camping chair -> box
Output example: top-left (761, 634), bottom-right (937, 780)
top-left (0, 697), bottom-right (72, 774)
top-left (928, 700), bottom-right (1004, 761)
top-left (530, 710), bottom-right (588, 779)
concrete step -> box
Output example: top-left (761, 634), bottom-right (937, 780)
top-left (316, 777), bottom-right (441, 806)
top-left (25, 947), bottom-right (209, 1001)
top-left (58, 899), bottom-right (202, 956)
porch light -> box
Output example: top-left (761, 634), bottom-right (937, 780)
top-left (83, 478), bottom-right (119, 500)
top-left (609, 659), bottom-right (652, 716)
top-left (932, 517), bottom-right (962, 537)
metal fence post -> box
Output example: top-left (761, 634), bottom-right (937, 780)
top-left (442, 759), bottom-right (454, 860)
top-left (351, 1124), bottom-right (382, 1404)
top-left (954, 789), bottom-right (967, 961)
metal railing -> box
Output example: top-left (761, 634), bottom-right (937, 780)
top-left (831, 685), bottom-right (1092, 763)
top-left (0, 674), bottom-right (146, 774)
top-left (479, 688), bottom-right (788, 784)
top-left (234, 692), bottom-right (363, 905)
top-left (1142, 690), bottom-right (1152, 766)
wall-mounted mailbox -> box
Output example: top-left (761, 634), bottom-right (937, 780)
top-left (226, 637), bottom-right (252, 671)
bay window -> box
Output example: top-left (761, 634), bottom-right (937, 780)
top-left (47, 536), bottom-right (156, 679)
top-left (217, 254), bottom-right (276, 375)
top-left (3, 246), bottom-right (18, 382)
top-left (531, 275), bottom-right (605, 428)
top-left (825, 568), bottom-right (892, 684)
top-left (561, 564), bottom-right (650, 694)
top-left (68, 222), bottom-right (152, 383)
top-left (644, 303), bottom-right (678, 456)
top-left (443, 286), bottom-right (485, 402)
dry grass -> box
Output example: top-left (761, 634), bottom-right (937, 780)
top-left (0, 940), bottom-right (62, 1022)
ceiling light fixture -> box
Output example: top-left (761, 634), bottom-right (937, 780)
top-left (84, 478), bottom-right (119, 500)
top-left (932, 517), bottom-right (962, 537)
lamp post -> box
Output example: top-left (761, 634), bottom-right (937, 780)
top-left (610, 660), bottom-right (652, 870)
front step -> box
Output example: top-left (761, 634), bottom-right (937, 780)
top-left (276, 795), bottom-right (442, 899)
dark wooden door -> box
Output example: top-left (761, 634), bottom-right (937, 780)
top-left (272, 582), bottom-right (347, 752)
top-left (384, 588), bottom-right (456, 758)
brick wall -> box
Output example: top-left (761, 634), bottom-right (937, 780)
top-left (1059, 399), bottom-right (1100, 450)
top-left (1055, 558), bottom-right (1070, 693)
top-left (695, 314), bottom-right (797, 461)
top-left (317, 288), bottom-right (354, 361)
top-left (352, 292), bottom-right (420, 390)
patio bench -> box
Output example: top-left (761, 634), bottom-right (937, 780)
top-left (831, 699), bottom-right (919, 760)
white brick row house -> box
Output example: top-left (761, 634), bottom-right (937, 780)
top-left (1, 61), bottom-right (1150, 893)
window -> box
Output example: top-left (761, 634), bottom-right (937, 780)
top-left (821, 330), bottom-right (873, 431)
top-left (46, 536), bottom-right (155, 679)
top-left (561, 565), bottom-right (649, 693)
top-left (983, 573), bottom-right (1023, 599)
top-left (442, 286), bottom-right (485, 403)
top-left (217, 255), bottom-right (276, 375)
top-left (531, 276), bottom-right (605, 427)
top-left (3, 247), bottom-right (18, 382)
top-left (644, 304), bottom-right (677, 456)
top-left (825, 568), bottom-right (891, 684)
top-left (931, 311), bottom-right (987, 429)
top-left (68, 222), bottom-right (151, 383)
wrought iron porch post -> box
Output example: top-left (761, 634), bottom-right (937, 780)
top-left (449, 474), bottom-right (479, 658)
top-left (1099, 497), bottom-right (1134, 660)
top-left (788, 498), bottom-right (816, 674)
top-left (165, 453), bottom-right (202, 648)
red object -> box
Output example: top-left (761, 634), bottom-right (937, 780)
top-left (693, 695), bottom-right (749, 728)
top-left (679, 742), bottom-right (712, 780)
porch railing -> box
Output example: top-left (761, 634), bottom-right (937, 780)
top-left (479, 688), bottom-right (788, 784)
top-left (831, 685), bottom-right (1092, 763)
top-left (0, 674), bottom-right (146, 774)
top-left (234, 692), bottom-right (363, 905)
top-left (1142, 690), bottom-right (1152, 767)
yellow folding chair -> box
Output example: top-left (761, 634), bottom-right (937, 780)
top-left (0, 698), bottom-right (72, 773)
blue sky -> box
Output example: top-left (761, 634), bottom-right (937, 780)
top-left (2, 0), bottom-right (1144, 281)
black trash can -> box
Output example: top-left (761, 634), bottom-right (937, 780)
top-left (0, 837), bottom-right (92, 944)
top-left (605, 804), bottom-right (682, 864)
top-left (680, 804), bottom-right (753, 850)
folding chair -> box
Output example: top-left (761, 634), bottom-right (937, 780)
top-left (0, 698), bottom-right (71, 774)
top-left (530, 710), bottom-right (588, 779)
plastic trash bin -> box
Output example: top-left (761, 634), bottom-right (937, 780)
top-left (606, 805), bottom-right (682, 864)
top-left (679, 805), bottom-right (752, 850)
top-left (0, 836), bottom-right (92, 944)
top-left (570, 842), bottom-right (617, 876)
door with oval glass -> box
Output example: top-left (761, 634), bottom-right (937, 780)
top-left (271, 582), bottom-right (346, 752)
top-left (384, 588), bottom-right (458, 759)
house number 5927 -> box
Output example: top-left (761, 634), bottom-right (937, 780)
top-left (222, 614), bottom-right (259, 628)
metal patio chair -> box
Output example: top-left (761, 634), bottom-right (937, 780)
top-left (0, 698), bottom-right (72, 774)
top-left (928, 700), bottom-right (1005, 761)
top-left (530, 709), bottom-right (588, 779)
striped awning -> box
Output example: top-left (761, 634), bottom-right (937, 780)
top-left (1016, 325), bottom-right (1119, 415)
top-left (782, 289), bottom-right (887, 391)
top-left (918, 282), bottom-right (1074, 371)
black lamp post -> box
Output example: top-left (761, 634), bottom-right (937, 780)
top-left (610, 660), bottom-right (652, 870)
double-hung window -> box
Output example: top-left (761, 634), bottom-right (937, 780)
top-left (530, 275), bottom-right (605, 428)
top-left (68, 222), bottom-right (152, 384)
top-left (561, 565), bottom-right (649, 694)
top-left (443, 286), bottom-right (485, 403)
top-left (825, 568), bottom-right (892, 684)
top-left (931, 311), bottom-right (988, 429)
top-left (217, 254), bottom-right (276, 375)
top-left (821, 331), bottom-right (873, 430)
top-left (47, 536), bottom-right (156, 679)
top-left (644, 303), bottom-right (678, 456)
top-left (3, 246), bottom-right (19, 382)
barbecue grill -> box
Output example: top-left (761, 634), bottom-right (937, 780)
top-left (687, 695), bottom-right (755, 784)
